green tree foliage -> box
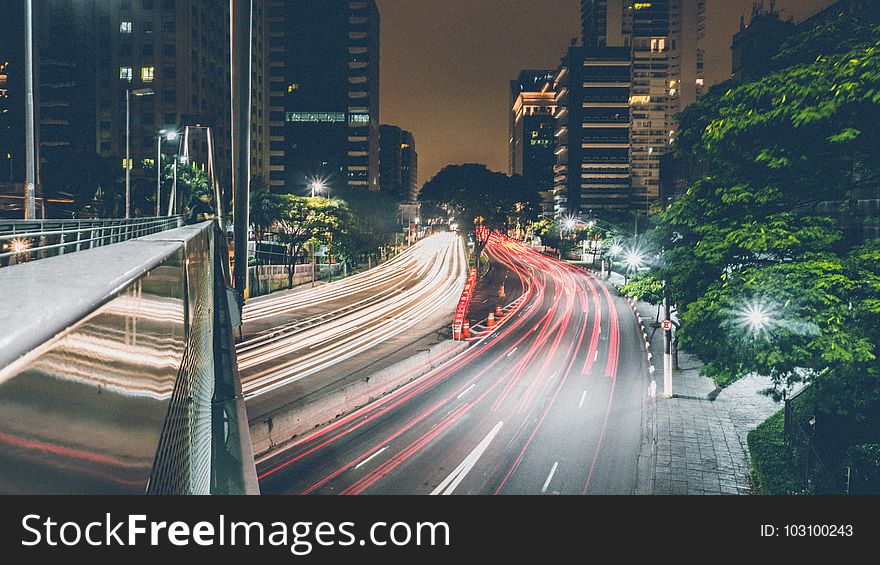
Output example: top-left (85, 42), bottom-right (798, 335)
top-left (656, 20), bottom-right (880, 419)
top-left (420, 164), bottom-right (542, 235)
top-left (620, 273), bottom-right (665, 306)
top-left (274, 196), bottom-right (351, 289)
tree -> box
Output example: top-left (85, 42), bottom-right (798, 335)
top-left (653, 27), bottom-right (880, 419)
top-left (250, 184), bottom-right (284, 245)
top-left (420, 164), bottom-right (542, 263)
top-left (275, 196), bottom-right (349, 289)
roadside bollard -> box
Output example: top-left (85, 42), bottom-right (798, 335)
top-left (453, 324), bottom-right (462, 341)
top-left (463, 321), bottom-right (471, 339)
top-left (488, 313), bottom-right (496, 328)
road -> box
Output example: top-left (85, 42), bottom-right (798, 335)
top-left (258, 234), bottom-right (651, 495)
top-left (238, 232), bottom-right (468, 421)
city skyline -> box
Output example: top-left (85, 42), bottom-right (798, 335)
top-left (379, 0), bottom-right (837, 186)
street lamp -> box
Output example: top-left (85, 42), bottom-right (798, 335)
top-left (309, 179), bottom-right (327, 198)
top-left (156, 129), bottom-right (179, 217)
top-left (737, 301), bottom-right (775, 335)
top-left (125, 87), bottom-right (154, 218)
top-left (623, 249), bottom-right (644, 285)
top-left (24, 0), bottom-right (37, 219)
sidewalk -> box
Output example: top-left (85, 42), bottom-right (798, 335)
top-left (603, 270), bottom-right (792, 495)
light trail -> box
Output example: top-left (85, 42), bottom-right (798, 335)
top-left (257, 233), bottom-right (638, 496)
top-left (238, 233), bottom-right (468, 399)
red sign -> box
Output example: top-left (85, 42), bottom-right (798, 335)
top-left (661, 320), bottom-right (673, 332)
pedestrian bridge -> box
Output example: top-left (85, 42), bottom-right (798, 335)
top-left (0, 220), bottom-right (258, 494)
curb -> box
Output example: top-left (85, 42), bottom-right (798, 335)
top-left (250, 339), bottom-right (471, 460)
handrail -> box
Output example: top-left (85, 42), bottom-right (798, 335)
top-left (0, 222), bottom-right (258, 495)
top-left (0, 216), bottom-right (184, 265)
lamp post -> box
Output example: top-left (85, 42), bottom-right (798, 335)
top-left (125, 87), bottom-right (153, 218)
top-left (309, 179), bottom-right (326, 198)
top-left (156, 130), bottom-right (178, 217)
top-left (624, 249), bottom-right (644, 285)
top-left (24, 0), bottom-right (38, 219)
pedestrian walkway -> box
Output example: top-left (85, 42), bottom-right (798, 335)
top-left (604, 270), bottom-right (795, 495)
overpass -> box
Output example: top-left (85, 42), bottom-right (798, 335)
top-left (0, 218), bottom-right (258, 494)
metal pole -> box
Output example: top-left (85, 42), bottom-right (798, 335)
top-left (24, 0), bottom-right (38, 219)
top-left (664, 294), bottom-right (673, 399)
top-left (125, 89), bottom-right (131, 218)
top-left (156, 135), bottom-right (162, 217)
top-left (169, 157), bottom-right (177, 216)
top-left (231, 0), bottom-right (253, 302)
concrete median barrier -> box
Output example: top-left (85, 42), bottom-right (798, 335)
top-left (250, 339), bottom-right (470, 459)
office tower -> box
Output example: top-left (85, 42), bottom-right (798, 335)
top-left (509, 70), bottom-right (557, 217)
top-left (400, 129), bottom-right (418, 201)
top-left (379, 124), bottom-right (418, 202)
top-left (569, 0), bottom-right (705, 213)
top-left (268, 0), bottom-right (380, 195)
top-left (554, 46), bottom-right (632, 215)
top-left (94, 0), bottom-right (233, 198)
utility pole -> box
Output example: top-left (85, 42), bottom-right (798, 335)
top-left (231, 0), bottom-right (253, 302)
top-left (24, 0), bottom-right (38, 219)
top-left (663, 294), bottom-right (674, 399)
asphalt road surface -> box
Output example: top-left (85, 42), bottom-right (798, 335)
top-left (258, 234), bottom-right (651, 495)
top-left (238, 233), bottom-right (467, 428)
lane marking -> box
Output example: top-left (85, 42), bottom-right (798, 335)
top-left (547, 371), bottom-right (557, 383)
top-left (594, 350), bottom-right (599, 362)
top-left (457, 384), bottom-right (476, 399)
top-left (578, 390), bottom-right (587, 409)
top-left (542, 461), bottom-right (559, 494)
top-left (354, 446), bottom-right (388, 470)
top-left (431, 421), bottom-right (504, 495)
top-left (507, 347), bottom-right (518, 358)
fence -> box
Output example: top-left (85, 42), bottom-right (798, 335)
top-left (248, 262), bottom-right (345, 298)
top-left (0, 216), bottom-right (184, 267)
top-left (0, 221), bottom-right (257, 494)
top-left (783, 385), bottom-right (844, 494)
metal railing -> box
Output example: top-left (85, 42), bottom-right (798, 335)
top-left (0, 216), bottom-right (184, 266)
top-left (0, 221), bottom-right (258, 495)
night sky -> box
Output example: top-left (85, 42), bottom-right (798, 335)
top-left (376, 0), bottom-right (836, 186)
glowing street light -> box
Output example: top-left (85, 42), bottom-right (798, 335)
top-left (625, 250), bottom-right (645, 271)
top-left (623, 249), bottom-right (645, 284)
top-left (609, 243), bottom-right (623, 257)
top-left (737, 301), bottom-right (774, 334)
top-left (10, 238), bottom-right (30, 254)
top-left (309, 179), bottom-right (327, 198)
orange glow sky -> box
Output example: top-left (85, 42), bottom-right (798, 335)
top-left (376, 0), bottom-right (837, 187)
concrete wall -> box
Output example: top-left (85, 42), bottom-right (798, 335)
top-left (250, 339), bottom-right (469, 458)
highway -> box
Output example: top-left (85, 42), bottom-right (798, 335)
top-left (258, 234), bottom-right (651, 495)
top-left (238, 232), bottom-right (468, 406)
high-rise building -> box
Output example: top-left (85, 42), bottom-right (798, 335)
top-left (509, 70), bottom-right (557, 217)
top-left (268, 0), bottom-right (380, 195)
top-left (1, 0), bottom-right (98, 217)
top-left (563, 0), bottom-right (706, 215)
top-left (379, 124), bottom-right (418, 201)
top-left (554, 46), bottom-right (632, 215)
top-left (400, 129), bottom-right (418, 201)
top-left (94, 0), bottom-right (233, 203)
top-left (250, 0), bottom-right (270, 188)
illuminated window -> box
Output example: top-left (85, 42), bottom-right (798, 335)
top-left (650, 38), bottom-right (666, 52)
top-left (141, 66), bottom-right (155, 82)
top-left (119, 66), bottom-right (133, 81)
top-left (287, 84), bottom-right (300, 92)
top-left (634, 3), bottom-right (653, 9)
top-left (349, 114), bottom-right (370, 124)
top-left (285, 112), bottom-right (345, 123)
top-left (120, 21), bottom-right (132, 33)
